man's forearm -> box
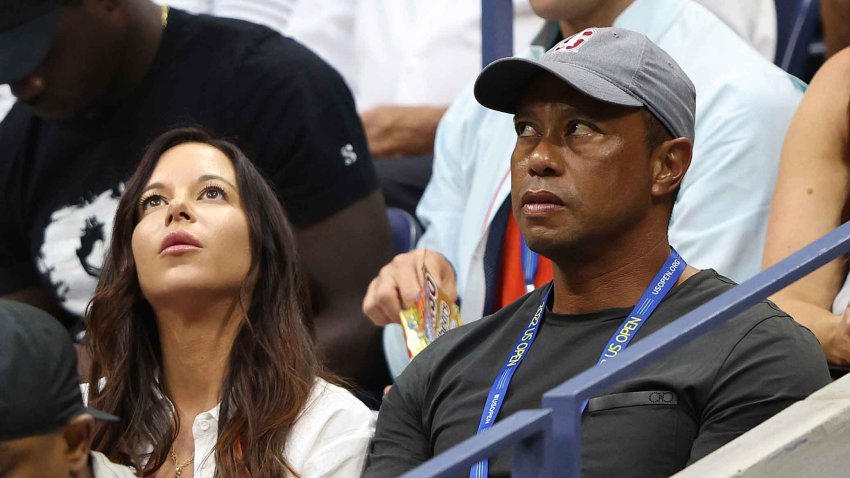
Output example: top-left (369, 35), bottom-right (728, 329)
top-left (313, 298), bottom-right (389, 391)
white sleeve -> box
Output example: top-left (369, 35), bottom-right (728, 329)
top-left (284, 0), bottom-right (357, 98)
top-left (286, 381), bottom-right (376, 478)
top-left (415, 82), bottom-right (480, 269)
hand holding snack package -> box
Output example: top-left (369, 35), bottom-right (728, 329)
top-left (399, 265), bottom-right (462, 358)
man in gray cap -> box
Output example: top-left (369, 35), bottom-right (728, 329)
top-left (363, 28), bottom-right (829, 478)
top-left (0, 300), bottom-right (135, 477)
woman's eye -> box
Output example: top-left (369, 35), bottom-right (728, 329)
top-left (141, 195), bottom-right (165, 211)
top-left (516, 123), bottom-right (537, 137)
top-left (201, 186), bottom-right (226, 200)
top-left (568, 122), bottom-right (595, 136)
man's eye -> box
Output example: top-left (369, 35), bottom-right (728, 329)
top-left (516, 123), bottom-right (537, 137)
top-left (568, 122), bottom-right (595, 136)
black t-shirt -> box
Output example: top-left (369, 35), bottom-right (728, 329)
top-left (0, 9), bottom-right (376, 321)
top-left (365, 270), bottom-right (830, 477)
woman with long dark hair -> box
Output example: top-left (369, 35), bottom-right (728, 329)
top-left (84, 127), bottom-right (374, 477)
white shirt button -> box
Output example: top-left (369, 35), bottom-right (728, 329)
top-left (199, 421), bottom-right (210, 431)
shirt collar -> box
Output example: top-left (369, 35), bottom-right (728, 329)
top-left (531, 0), bottom-right (687, 50)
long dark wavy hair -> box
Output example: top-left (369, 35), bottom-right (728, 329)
top-left (86, 127), bottom-right (322, 476)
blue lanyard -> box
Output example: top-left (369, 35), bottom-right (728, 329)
top-left (520, 234), bottom-right (539, 293)
top-left (469, 249), bottom-right (686, 478)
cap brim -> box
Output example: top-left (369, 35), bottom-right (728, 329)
top-left (0, 7), bottom-right (60, 84)
top-left (85, 407), bottom-right (120, 423)
top-left (474, 57), bottom-right (643, 114)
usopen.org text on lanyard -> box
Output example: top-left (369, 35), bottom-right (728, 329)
top-left (469, 249), bottom-right (685, 478)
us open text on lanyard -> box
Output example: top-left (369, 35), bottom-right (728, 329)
top-left (469, 248), bottom-right (686, 478)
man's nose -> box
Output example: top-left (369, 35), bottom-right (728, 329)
top-left (526, 140), bottom-right (564, 177)
top-left (9, 75), bottom-right (47, 103)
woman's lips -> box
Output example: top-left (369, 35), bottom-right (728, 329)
top-left (161, 244), bottom-right (201, 256)
top-left (160, 230), bottom-right (202, 255)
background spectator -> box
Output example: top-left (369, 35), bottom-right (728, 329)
top-left (0, 0), bottom-right (392, 393)
top-left (763, 47), bottom-right (850, 365)
top-left (0, 300), bottom-right (134, 478)
top-left (286, 0), bottom-right (546, 215)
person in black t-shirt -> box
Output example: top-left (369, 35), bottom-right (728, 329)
top-left (364, 28), bottom-right (830, 477)
top-left (0, 0), bottom-right (393, 392)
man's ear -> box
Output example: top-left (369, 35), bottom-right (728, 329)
top-left (64, 414), bottom-right (94, 476)
top-left (650, 137), bottom-right (693, 198)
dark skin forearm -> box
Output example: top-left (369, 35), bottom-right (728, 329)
top-left (294, 190), bottom-right (395, 390)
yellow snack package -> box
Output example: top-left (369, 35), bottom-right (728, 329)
top-left (399, 266), bottom-right (462, 358)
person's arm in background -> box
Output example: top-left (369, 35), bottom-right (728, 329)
top-left (763, 49), bottom-right (850, 364)
top-left (360, 105), bottom-right (448, 158)
top-left (294, 191), bottom-right (395, 388)
top-left (226, 35), bottom-right (394, 391)
top-left (822, 0), bottom-right (850, 58)
top-left (361, 83), bottom-right (482, 325)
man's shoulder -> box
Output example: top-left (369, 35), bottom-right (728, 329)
top-left (681, 270), bottom-right (820, 351)
top-left (0, 103), bottom-right (34, 143)
top-left (0, 105), bottom-right (36, 177)
top-left (173, 9), bottom-right (328, 80)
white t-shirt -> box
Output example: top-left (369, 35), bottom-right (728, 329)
top-left (83, 378), bottom-right (375, 477)
top-left (285, 0), bottom-right (545, 111)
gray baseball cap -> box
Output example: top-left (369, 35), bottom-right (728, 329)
top-left (474, 27), bottom-right (696, 141)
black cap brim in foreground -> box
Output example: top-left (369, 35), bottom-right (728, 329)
top-left (0, 298), bottom-right (120, 441)
top-left (474, 56), bottom-right (644, 115)
top-left (0, 6), bottom-right (60, 85)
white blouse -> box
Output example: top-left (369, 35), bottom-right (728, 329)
top-left (83, 378), bottom-right (375, 477)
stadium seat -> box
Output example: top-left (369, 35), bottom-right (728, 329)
top-left (383, 207), bottom-right (423, 378)
top-left (386, 207), bottom-right (422, 255)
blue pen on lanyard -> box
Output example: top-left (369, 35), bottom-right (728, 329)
top-left (469, 249), bottom-right (686, 478)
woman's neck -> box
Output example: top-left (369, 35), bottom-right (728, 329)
top-left (153, 296), bottom-right (244, 419)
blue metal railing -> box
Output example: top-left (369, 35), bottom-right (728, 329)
top-left (402, 221), bottom-right (850, 477)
